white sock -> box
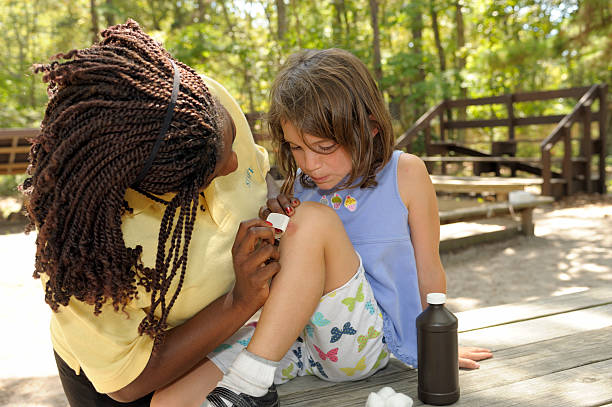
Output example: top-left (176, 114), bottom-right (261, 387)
top-left (206, 349), bottom-right (278, 406)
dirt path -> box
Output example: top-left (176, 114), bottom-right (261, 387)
top-left (1, 195), bottom-right (611, 406)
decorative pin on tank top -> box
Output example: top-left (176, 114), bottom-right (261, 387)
top-left (331, 192), bottom-right (343, 210)
top-left (344, 195), bottom-right (357, 212)
top-left (320, 194), bottom-right (330, 206)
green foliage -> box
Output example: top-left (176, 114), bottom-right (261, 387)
top-left (0, 0), bottom-right (609, 150)
top-left (0, 175), bottom-right (27, 197)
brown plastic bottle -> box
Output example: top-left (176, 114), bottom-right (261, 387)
top-left (416, 293), bottom-right (460, 405)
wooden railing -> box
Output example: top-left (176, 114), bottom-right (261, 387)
top-left (540, 84), bottom-right (607, 195)
top-left (0, 128), bottom-right (37, 175)
top-left (398, 85), bottom-right (608, 197)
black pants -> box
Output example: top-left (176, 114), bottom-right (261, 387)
top-left (54, 351), bottom-right (153, 406)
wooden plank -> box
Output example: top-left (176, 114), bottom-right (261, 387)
top-left (422, 156), bottom-right (543, 163)
top-left (458, 303), bottom-right (612, 351)
top-left (447, 95), bottom-right (508, 107)
top-left (447, 359), bottom-right (612, 407)
top-left (280, 327), bottom-right (612, 406)
top-left (454, 327), bottom-right (612, 401)
top-left (0, 128), bottom-right (38, 140)
top-left (278, 359), bottom-right (413, 406)
top-left (0, 146), bottom-right (30, 154)
top-left (0, 163), bottom-right (28, 173)
top-left (456, 287), bottom-right (612, 332)
top-left (432, 175), bottom-right (544, 186)
top-left (515, 114), bottom-right (566, 125)
top-left (445, 118), bottom-right (508, 129)
top-left (439, 227), bottom-right (520, 253)
top-left (439, 197), bottom-right (554, 224)
top-left (512, 86), bottom-right (590, 102)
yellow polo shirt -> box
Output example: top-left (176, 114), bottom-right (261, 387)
top-left (47, 75), bottom-right (269, 393)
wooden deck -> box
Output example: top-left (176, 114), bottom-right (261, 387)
top-left (278, 287), bottom-right (612, 406)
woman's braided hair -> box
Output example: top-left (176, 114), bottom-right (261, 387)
top-left (21, 19), bottom-right (223, 347)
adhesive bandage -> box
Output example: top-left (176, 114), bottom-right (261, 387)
top-left (266, 212), bottom-right (290, 239)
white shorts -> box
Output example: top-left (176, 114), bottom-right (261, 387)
top-left (209, 254), bottom-right (390, 383)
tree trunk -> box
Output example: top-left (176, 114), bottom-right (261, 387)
top-left (430, 0), bottom-right (452, 126)
top-left (411, 1), bottom-right (426, 120)
top-left (90, 0), bottom-right (99, 43)
top-left (276, 0), bottom-right (287, 41)
top-left (104, 0), bottom-right (115, 26)
top-left (147, 0), bottom-right (162, 30)
top-left (455, 0), bottom-right (467, 142)
top-left (291, 0), bottom-right (302, 47)
top-left (430, 0), bottom-right (445, 72)
top-left (369, 0), bottom-right (382, 84)
top-left (333, 0), bottom-right (348, 45)
top-left (221, 0), bottom-right (254, 113)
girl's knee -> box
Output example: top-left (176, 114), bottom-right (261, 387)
top-left (283, 201), bottom-right (343, 238)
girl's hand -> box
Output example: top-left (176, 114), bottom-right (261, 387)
top-left (231, 218), bottom-right (281, 310)
top-left (459, 346), bottom-right (493, 369)
top-left (259, 195), bottom-right (300, 219)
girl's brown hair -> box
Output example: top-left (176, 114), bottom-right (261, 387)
top-left (268, 48), bottom-right (394, 194)
top-left (21, 19), bottom-right (223, 347)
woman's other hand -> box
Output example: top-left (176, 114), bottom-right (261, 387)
top-left (459, 346), bottom-right (493, 369)
top-left (259, 194), bottom-right (300, 219)
top-left (231, 219), bottom-right (281, 310)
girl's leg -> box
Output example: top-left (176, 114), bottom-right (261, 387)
top-left (204, 202), bottom-right (359, 406)
top-left (247, 201), bottom-right (359, 360)
top-left (156, 202), bottom-right (358, 406)
top-left (150, 358), bottom-right (221, 407)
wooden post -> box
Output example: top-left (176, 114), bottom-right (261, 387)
top-left (439, 101), bottom-right (446, 142)
top-left (440, 101), bottom-right (447, 175)
top-left (520, 208), bottom-right (534, 236)
top-left (582, 104), bottom-right (592, 193)
top-left (542, 147), bottom-right (552, 196)
top-left (506, 94), bottom-right (515, 141)
top-left (598, 84), bottom-right (608, 194)
top-left (8, 135), bottom-right (18, 175)
top-left (562, 126), bottom-right (573, 195)
top-left (506, 94), bottom-right (516, 176)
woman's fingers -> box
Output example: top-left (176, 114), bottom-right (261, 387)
top-left (233, 219), bottom-right (275, 253)
top-left (262, 194), bottom-right (301, 218)
top-left (258, 206), bottom-right (272, 220)
top-left (239, 241), bottom-right (280, 272)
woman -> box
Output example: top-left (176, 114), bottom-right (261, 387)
top-left (22, 20), bottom-right (279, 406)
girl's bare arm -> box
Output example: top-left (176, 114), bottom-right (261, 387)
top-left (397, 153), bottom-right (446, 309)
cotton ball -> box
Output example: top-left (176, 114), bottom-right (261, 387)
top-left (376, 386), bottom-right (396, 399)
top-left (366, 392), bottom-right (386, 407)
top-left (384, 393), bottom-right (414, 407)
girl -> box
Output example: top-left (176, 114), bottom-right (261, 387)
top-left (22, 20), bottom-right (279, 406)
top-left (152, 48), bottom-right (491, 407)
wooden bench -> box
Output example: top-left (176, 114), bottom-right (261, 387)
top-left (277, 287), bottom-right (612, 406)
top-left (438, 195), bottom-right (554, 252)
top-left (430, 174), bottom-right (547, 201)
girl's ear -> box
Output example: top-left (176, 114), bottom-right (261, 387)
top-left (368, 114), bottom-right (380, 137)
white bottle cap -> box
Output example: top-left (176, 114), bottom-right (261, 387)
top-left (427, 293), bottom-right (446, 305)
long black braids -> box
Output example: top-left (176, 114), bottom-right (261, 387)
top-left (21, 19), bottom-right (223, 347)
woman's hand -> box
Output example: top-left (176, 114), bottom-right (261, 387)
top-left (459, 346), bottom-right (493, 369)
top-left (231, 218), bottom-right (281, 311)
top-left (259, 194), bottom-right (300, 219)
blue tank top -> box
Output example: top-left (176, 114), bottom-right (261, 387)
top-left (294, 150), bottom-right (421, 366)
